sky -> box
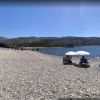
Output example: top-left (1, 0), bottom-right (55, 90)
top-left (0, 4), bottom-right (100, 38)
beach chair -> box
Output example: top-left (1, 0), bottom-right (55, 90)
top-left (79, 61), bottom-right (90, 66)
top-left (63, 56), bottom-right (67, 65)
top-left (63, 56), bottom-right (72, 65)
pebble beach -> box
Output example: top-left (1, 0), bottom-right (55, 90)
top-left (0, 48), bottom-right (100, 100)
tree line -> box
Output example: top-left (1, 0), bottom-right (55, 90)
top-left (0, 37), bottom-right (100, 48)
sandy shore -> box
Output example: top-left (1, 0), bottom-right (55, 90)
top-left (0, 48), bottom-right (100, 100)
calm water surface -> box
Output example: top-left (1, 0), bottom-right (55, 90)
top-left (34, 46), bottom-right (100, 57)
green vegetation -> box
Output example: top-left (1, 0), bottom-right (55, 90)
top-left (0, 36), bottom-right (100, 48)
top-left (0, 42), bottom-right (9, 48)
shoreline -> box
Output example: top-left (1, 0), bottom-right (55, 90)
top-left (0, 48), bottom-right (100, 99)
top-left (36, 50), bottom-right (100, 60)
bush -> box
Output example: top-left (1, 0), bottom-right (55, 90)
top-left (0, 42), bottom-right (9, 48)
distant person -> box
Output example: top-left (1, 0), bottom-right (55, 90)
top-left (21, 48), bottom-right (24, 51)
top-left (79, 56), bottom-right (88, 64)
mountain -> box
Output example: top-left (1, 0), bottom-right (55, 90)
top-left (0, 36), bottom-right (100, 47)
top-left (0, 37), bottom-right (8, 41)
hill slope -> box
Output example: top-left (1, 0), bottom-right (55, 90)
top-left (0, 36), bottom-right (100, 47)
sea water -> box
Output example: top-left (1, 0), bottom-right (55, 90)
top-left (36, 46), bottom-right (100, 57)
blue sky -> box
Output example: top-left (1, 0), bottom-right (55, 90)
top-left (0, 4), bottom-right (100, 38)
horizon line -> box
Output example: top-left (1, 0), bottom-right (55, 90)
top-left (1, 35), bottom-right (100, 39)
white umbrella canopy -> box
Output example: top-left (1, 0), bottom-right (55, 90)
top-left (76, 51), bottom-right (90, 55)
top-left (65, 51), bottom-right (77, 55)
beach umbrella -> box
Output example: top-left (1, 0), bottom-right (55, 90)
top-left (65, 51), bottom-right (77, 55)
top-left (76, 51), bottom-right (90, 55)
